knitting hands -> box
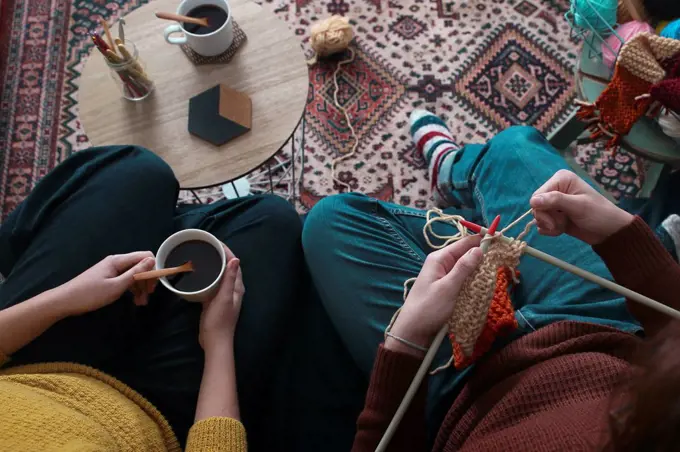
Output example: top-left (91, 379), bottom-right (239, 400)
top-left (387, 235), bottom-right (483, 357)
top-left (57, 252), bottom-right (156, 316)
top-left (530, 170), bottom-right (634, 245)
top-left (199, 244), bottom-right (244, 352)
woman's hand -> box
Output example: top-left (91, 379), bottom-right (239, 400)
top-left (199, 244), bottom-right (245, 353)
top-left (58, 252), bottom-right (156, 317)
top-left (530, 170), bottom-right (634, 245)
top-left (387, 235), bottom-right (483, 357)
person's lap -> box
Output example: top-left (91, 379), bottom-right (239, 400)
top-left (303, 126), bottom-right (641, 440)
top-left (0, 145), bottom-right (303, 448)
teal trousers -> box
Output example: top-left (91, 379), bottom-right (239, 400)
top-left (302, 126), bottom-right (641, 443)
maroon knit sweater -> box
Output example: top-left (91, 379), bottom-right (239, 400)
top-left (352, 217), bottom-right (680, 451)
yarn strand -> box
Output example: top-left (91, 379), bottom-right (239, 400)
top-left (330, 48), bottom-right (359, 191)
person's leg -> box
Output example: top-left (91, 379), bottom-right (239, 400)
top-left (439, 125), bottom-right (640, 335)
top-left (0, 146), bottom-right (178, 368)
top-left (303, 121), bottom-right (641, 442)
top-left (116, 195), bottom-right (304, 448)
top-left (268, 268), bottom-right (367, 452)
top-left (302, 193), bottom-right (473, 444)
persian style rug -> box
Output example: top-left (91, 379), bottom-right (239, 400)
top-left (0, 0), bottom-right (644, 221)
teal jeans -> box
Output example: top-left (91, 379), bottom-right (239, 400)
top-left (302, 126), bottom-right (641, 441)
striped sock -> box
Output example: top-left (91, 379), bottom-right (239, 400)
top-left (409, 110), bottom-right (460, 205)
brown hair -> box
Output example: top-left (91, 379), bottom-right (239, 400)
top-left (606, 323), bottom-right (680, 451)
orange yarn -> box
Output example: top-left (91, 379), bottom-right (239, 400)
top-left (577, 65), bottom-right (653, 150)
top-left (577, 33), bottom-right (680, 150)
top-left (450, 267), bottom-right (519, 370)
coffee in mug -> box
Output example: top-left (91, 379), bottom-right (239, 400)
top-left (183, 5), bottom-right (229, 35)
top-left (164, 0), bottom-right (234, 57)
top-left (156, 229), bottom-right (227, 302)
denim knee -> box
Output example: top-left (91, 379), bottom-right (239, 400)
top-left (303, 193), bottom-right (373, 250)
top-left (493, 126), bottom-right (546, 149)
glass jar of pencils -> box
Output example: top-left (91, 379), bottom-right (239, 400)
top-left (104, 40), bottom-right (154, 101)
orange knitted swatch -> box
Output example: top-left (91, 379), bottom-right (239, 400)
top-left (450, 266), bottom-right (519, 370)
top-left (576, 65), bottom-right (653, 149)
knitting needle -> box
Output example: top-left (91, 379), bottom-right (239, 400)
top-left (133, 261), bottom-right (194, 281)
top-left (376, 325), bottom-right (448, 452)
top-left (118, 18), bottom-right (126, 44)
top-left (459, 219), bottom-right (680, 321)
top-left (91, 33), bottom-right (110, 52)
top-left (480, 215), bottom-right (501, 254)
top-left (99, 18), bottom-right (116, 54)
top-left (377, 218), bottom-right (496, 452)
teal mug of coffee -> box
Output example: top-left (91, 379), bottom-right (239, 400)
top-left (163, 0), bottom-right (234, 57)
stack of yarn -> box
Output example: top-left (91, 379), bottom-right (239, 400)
top-left (571, 0), bottom-right (680, 143)
top-left (571, 0), bottom-right (618, 33)
top-left (602, 20), bottom-right (654, 68)
top-left (656, 20), bottom-right (680, 141)
top-left (660, 19), bottom-right (680, 40)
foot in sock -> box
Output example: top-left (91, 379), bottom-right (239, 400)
top-left (409, 109), bottom-right (460, 206)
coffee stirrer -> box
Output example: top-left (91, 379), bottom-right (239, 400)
top-left (133, 261), bottom-right (194, 281)
top-left (375, 216), bottom-right (680, 452)
top-left (155, 12), bottom-right (209, 27)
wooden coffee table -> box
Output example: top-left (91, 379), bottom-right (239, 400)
top-left (80, 0), bottom-right (308, 189)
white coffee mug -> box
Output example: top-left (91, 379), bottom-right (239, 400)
top-left (163, 0), bottom-right (233, 57)
top-left (156, 229), bottom-right (227, 302)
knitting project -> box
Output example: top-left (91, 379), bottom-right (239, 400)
top-left (650, 54), bottom-right (680, 115)
top-left (577, 33), bottom-right (680, 148)
top-left (402, 209), bottom-right (532, 371)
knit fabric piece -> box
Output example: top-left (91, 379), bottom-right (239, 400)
top-left (450, 267), bottom-right (519, 369)
top-left (186, 417), bottom-right (248, 452)
top-left (448, 238), bottom-right (525, 360)
top-left (0, 354), bottom-right (180, 452)
top-left (0, 351), bottom-right (248, 450)
top-left (577, 33), bottom-right (680, 147)
top-left (651, 54), bottom-right (680, 114)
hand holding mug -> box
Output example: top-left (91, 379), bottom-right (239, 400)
top-left (199, 245), bottom-right (245, 352)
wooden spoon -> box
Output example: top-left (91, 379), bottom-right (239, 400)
top-left (133, 261), bottom-right (194, 281)
top-left (155, 12), bottom-right (209, 27)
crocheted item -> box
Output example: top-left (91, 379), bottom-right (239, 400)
top-left (577, 33), bottom-right (680, 148)
top-left (180, 21), bottom-right (246, 65)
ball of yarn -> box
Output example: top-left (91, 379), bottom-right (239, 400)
top-left (660, 19), bottom-right (680, 40)
top-left (602, 21), bottom-right (655, 68)
top-left (572, 0), bottom-right (618, 32)
top-left (309, 16), bottom-right (353, 61)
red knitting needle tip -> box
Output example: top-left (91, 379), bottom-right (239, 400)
top-left (487, 215), bottom-right (501, 236)
top-left (460, 219), bottom-right (483, 233)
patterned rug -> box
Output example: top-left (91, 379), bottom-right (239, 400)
top-left (0, 0), bottom-right (645, 221)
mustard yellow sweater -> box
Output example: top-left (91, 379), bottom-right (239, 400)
top-left (0, 351), bottom-right (247, 451)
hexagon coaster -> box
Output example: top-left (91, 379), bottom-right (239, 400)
top-left (188, 84), bottom-right (252, 146)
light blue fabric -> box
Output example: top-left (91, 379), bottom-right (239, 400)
top-left (302, 126), bottom-right (640, 442)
